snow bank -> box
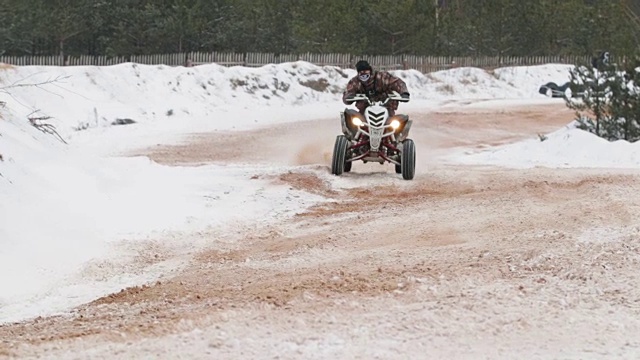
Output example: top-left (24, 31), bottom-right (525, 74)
top-left (452, 121), bottom-right (640, 169)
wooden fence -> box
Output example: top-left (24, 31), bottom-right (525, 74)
top-left (0, 52), bottom-right (593, 73)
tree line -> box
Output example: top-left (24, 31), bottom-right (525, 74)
top-left (0, 0), bottom-right (638, 59)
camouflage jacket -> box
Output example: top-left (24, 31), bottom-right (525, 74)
top-left (342, 71), bottom-right (409, 110)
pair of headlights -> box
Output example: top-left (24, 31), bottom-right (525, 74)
top-left (352, 117), bottom-right (401, 130)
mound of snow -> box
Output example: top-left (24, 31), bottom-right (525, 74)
top-left (0, 61), bottom-right (569, 140)
top-left (0, 62), bottom-right (349, 137)
top-left (492, 64), bottom-right (574, 96)
top-left (452, 122), bottom-right (640, 169)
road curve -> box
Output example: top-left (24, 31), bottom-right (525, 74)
top-left (3, 102), bottom-right (640, 359)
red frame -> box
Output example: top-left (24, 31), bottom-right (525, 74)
top-left (348, 135), bottom-right (399, 163)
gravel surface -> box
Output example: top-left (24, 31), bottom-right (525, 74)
top-left (3, 103), bottom-right (640, 359)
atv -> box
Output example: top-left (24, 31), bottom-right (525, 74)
top-left (331, 91), bottom-right (415, 180)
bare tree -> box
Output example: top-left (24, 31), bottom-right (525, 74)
top-left (27, 110), bottom-right (67, 144)
top-left (0, 74), bottom-right (71, 144)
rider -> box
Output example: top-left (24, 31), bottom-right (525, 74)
top-left (342, 60), bottom-right (410, 115)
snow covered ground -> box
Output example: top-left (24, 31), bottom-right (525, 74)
top-left (0, 60), bottom-right (634, 325)
top-left (452, 121), bottom-right (640, 169)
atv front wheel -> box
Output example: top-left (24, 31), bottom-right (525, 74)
top-left (331, 135), bottom-right (349, 175)
top-left (401, 139), bottom-right (416, 180)
top-left (344, 158), bottom-right (352, 172)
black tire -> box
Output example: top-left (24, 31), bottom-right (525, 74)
top-left (401, 139), bottom-right (416, 180)
top-left (395, 164), bottom-right (401, 174)
top-left (344, 159), bottom-right (352, 172)
top-left (331, 135), bottom-right (349, 175)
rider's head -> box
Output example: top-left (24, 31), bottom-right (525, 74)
top-left (355, 60), bottom-right (373, 84)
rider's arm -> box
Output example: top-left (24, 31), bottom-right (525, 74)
top-left (379, 72), bottom-right (410, 111)
top-left (385, 73), bottom-right (409, 97)
top-left (342, 77), bottom-right (362, 105)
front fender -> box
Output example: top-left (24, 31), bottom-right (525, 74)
top-left (341, 109), bottom-right (360, 140)
top-left (395, 115), bottom-right (412, 142)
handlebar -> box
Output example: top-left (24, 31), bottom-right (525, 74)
top-left (346, 91), bottom-right (410, 105)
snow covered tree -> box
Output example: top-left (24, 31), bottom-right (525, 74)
top-left (566, 53), bottom-right (640, 142)
top-left (611, 56), bottom-right (640, 141)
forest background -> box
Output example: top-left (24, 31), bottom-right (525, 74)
top-left (1, 0), bottom-right (639, 60)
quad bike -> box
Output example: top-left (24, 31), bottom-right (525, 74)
top-left (331, 91), bottom-right (415, 180)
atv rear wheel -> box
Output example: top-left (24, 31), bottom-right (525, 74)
top-left (401, 139), bottom-right (416, 180)
top-left (331, 135), bottom-right (349, 175)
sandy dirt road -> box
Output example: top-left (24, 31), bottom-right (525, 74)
top-left (3, 102), bottom-right (640, 359)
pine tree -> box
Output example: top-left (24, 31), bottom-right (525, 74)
top-left (565, 55), bottom-right (612, 138)
top-left (566, 52), bottom-right (640, 142)
top-left (612, 56), bottom-right (640, 141)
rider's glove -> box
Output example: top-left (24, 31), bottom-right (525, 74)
top-left (401, 92), bottom-right (410, 99)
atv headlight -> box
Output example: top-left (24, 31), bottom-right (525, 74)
top-left (352, 117), bottom-right (364, 127)
top-left (390, 119), bottom-right (401, 130)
